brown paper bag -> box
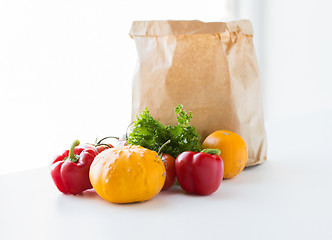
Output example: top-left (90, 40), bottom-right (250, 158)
top-left (129, 20), bottom-right (267, 166)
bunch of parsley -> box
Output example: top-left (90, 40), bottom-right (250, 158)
top-left (127, 105), bottom-right (201, 158)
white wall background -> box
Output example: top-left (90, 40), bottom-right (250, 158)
top-left (1, 0), bottom-right (331, 174)
top-left (0, 0), bottom-right (232, 174)
top-left (264, 0), bottom-right (332, 120)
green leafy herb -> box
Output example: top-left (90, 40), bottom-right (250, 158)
top-left (127, 105), bottom-right (201, 158)
top-left (174, 104), bottom-right (192, 126)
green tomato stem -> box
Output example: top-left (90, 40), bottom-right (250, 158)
top-left (125, 121), bottom-right (134, 140)
top-left (201, 148), bottom-right (221, 155)
top-left (157, 139), bottom-right (171, 156)
top-left (96, 136), bottom-right (119, 145)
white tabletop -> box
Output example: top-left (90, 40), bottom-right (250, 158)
top-left (1, 112), bottom-right (331, 240)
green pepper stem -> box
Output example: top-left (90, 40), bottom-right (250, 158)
top-left (201, 148), bottom-right (221, 155)
top-left (68, 140), bottom-right (80, 163)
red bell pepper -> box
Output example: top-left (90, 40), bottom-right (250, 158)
top-left (175, 149), bottom-right (224, 195)
top-left (50, 140), bottom-right (99, 195)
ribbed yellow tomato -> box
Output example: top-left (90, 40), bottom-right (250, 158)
top-left (89, 145), bottom-right (165, 203)
top-left (202, 130), bottom-right (247, 179)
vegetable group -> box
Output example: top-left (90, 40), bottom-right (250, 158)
top-left (175, 149), bottom-right (224, 195)
top-left (50, 105), bottom-right (249, 203)
top-left (89, 145), bottom-right (166, 203)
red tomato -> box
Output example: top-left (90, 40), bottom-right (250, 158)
top-left (84, 144), bottom-right (113, 154)
top-left (95, 144), bottom-right (113, 153)
top-left (161, 153), bottom-right (176, 191)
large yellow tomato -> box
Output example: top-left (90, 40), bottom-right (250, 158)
top-left (89, 145), bottom-right (165, 203)
top-left (202, 130), bottom-right (247, 179)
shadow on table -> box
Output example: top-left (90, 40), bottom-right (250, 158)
top-left (53, 159), bottom-right (282, 213)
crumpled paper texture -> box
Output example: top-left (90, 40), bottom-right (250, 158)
top-left (129, 20), bottom-right (267, 166)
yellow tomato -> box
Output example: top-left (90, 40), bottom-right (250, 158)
top-left (89, 145), bottom-right (165, 203)
top-left (202, 130), bottom-right (247, 179)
